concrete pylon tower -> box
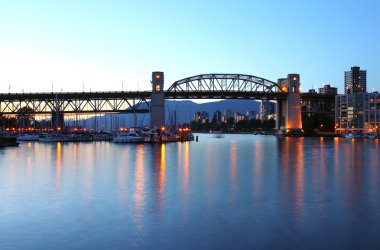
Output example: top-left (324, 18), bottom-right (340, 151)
top-left (276, 74), bottom-right (302, 133)
top-left (150, 71), bottom-right (165, 128)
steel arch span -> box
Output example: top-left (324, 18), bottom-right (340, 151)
top-left (167, 73), bottom-right (285, 95)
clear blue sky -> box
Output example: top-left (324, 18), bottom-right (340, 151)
top-left (1, 0), bottom-right (379, 94)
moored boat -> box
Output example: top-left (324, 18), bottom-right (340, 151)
top-left (363, 133), bottom-right (377, 139)
top-left (112, 131), bottom-right (145, 143)
top-left (39, 133), bottom-right (70, 142)
top-left (67, 133), bottom-right (93, 142)
top-left (342, 133), bottom-right (360, 139)
top-left (91, 132), bottom-right (113, 141)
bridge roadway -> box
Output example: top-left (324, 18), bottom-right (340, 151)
top-left (0, 90), bottom-right (333, 115)
top-left (0, 90), bottom-right (289, 115)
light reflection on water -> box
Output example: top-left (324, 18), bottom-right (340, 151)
top-left (0, 135), bottom-right (380, 249)
top-left (229, 140), bottom-right (237, 193)
top-left (134, 144), bottom-right (145, 233)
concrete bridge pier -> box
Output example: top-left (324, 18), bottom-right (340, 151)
top-left (52, 96), bottom-right (65, 131)
top-left (150, 71), bottom-right (165, 128)
top-left (276, 74), bottom-right (302, 134)
top-left (51, 111), bottom-right (64, 130)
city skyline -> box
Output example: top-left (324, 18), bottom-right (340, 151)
top-left (1, 1), bottom-right (379, 94)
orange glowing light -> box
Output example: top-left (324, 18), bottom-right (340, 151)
top-left (281, 86), bottom-right (288, 93)
top-left (155, 84), bottom-right (161, 91)
top-left (293, 77), bottom-right (297, 81)
top-left (161, 126), bottom-right (166, 131)
top-left (155, 74), bottom-right (161, 79)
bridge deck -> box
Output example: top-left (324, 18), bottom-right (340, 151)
top-left (0, 90), bottom-right (329, 115)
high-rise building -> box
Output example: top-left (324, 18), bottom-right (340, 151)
top-left (194, 112), bottom-right (201, 122)
top-left (234, 112), bottom-right (245, 123)
top-left (245, 111), bottom-right (256, 120)
top-left (212, 111), bottom-right (222, 125)
top-left (344, 66), bottom-right (366, 94)
top-left (194, 111), bottom-right (209, 124)
top-left (224, 109), bottom-right (233, 121)
top-left (260, 100), bottom-right (275, 120)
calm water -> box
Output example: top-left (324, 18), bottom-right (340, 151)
top-left (1, 135), bottom-right (380, 249)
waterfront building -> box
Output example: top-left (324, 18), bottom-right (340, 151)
top-left (301, 84), bottom-right (337, 115)
top-left (344, 66), bottom-right (366, 94)
top-left (335, 92), bottom-right (380, 132)
top-left (319, 84), bottom-right (337, 95)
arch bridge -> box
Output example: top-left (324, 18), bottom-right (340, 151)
top-left (152, 72), bottom-right (301, 132)
top-left (165, 73), bottom-right (287, 100)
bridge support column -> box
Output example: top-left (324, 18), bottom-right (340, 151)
top-left (150, 72), bottom-right (165, 128)
top-left (276, 74), bottom-right (302, 134)
top-left (52, 96), bottom-right (65, 131)
top-left (51, 111), bottom-right (64, 130)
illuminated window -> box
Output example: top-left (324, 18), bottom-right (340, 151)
top-left (155, 84), bottom-right (161, 92)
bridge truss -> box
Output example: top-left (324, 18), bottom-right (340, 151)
top-left (166, 74), bottom-right (287, 100)
top-left (0, 91), bottom-right (151, 115)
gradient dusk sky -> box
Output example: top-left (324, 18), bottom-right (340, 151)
top-left (1, 0), bottom-right (379, 94)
